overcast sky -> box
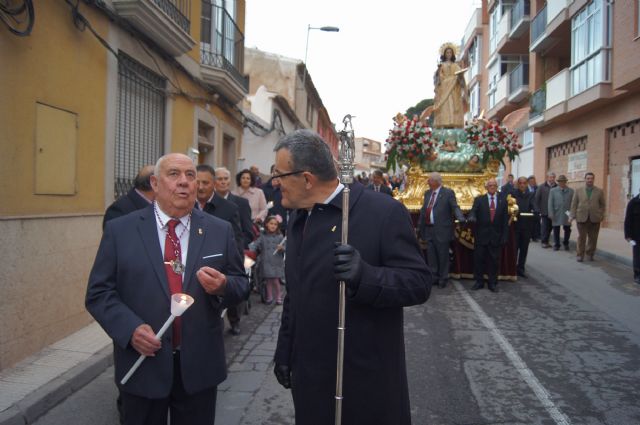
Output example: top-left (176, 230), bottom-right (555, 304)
top-left (244, 0), bottom-right (481, 142)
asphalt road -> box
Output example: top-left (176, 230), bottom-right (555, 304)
top-left (33, 244), bottom-right (640, 425)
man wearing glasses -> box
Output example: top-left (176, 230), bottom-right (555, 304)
top-left (271, 129), bottom-right (432, 425)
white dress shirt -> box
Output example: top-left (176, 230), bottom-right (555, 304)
top-left (154, 203), bottom-right (190, 277)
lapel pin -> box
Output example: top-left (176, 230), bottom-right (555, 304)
top-left (198, 228), bottom-right (203, 235)
top-left (331, 225), bottom-right (337, 232)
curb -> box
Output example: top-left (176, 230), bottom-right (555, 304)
top-left (567, 240), bottom-right (632, 268)
top-left (0, 346), bottom-right (113, 425)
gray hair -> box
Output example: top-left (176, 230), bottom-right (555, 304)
top-left (546, 171), bottom-right (556, 177)
top-left (214, 166), bottom-right (231, 178)
top-left (274, 129), bottom-right (337, 182)
top-left (429, 172), bottom-right (442, 184)
top-left (154, 153), bottom-right (192, 176)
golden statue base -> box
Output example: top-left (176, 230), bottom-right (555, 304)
top-left (394, 160), bottom-right (500, 213)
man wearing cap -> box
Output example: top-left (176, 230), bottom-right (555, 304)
top-left (548, 175), bottom-right (574, 251)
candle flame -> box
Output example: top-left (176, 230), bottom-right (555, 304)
top-left (180, 295), bottom-right (187, 303)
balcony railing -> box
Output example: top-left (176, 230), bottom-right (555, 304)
top-left (153, 0), bottom-right (190, 33)
top-left (530, 4), bottom-right (547, 45)
top-left (509, 62), bottom-right (529, 95)
top-left (200, 3), bottom-right (248, 92)
top-left (510, 0), bottom-right (530, 31)
top-left (529, 87), bottom-right (546, 118)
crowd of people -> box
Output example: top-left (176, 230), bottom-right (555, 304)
top-left (87, 127), bottom-right (639, 424)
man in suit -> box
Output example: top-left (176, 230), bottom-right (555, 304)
top-left (213, 166), bottom-right (253, 335)
top-left (528, 175), bottom-right (540, 241)
top-left (417, 172), bottom-right (465, 288)
top-left (367, 169), bottom-right (393, 195)
top-left (570, 172), bottom-right (606, 262)
top-left (513, 177), bottom-right (535, 278)
top-left (272, 130), bottom-right (431, 425)
top-left (468, 178), bottom-right (510, 293)
top-left (86, 153), bottom-right (249, 425)
top-left (624, 192), bottom-right (640, 284)
top-left (534, 172), bottom-right (557, 248)
top-left (103, 165), bottom-right (155, 230)
top-left (196, 164), bottom-right (244, 256)
top-left (501, 173), bottom-right (516, 196)
top-left (548, 175), bottom-right (574, 251)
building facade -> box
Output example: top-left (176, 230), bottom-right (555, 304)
top-left (354, 137), bottom-right (385, 172)
top-left (460, 0), bottom-right (640, 230)
top-left (0, 0), bottom-right (248, 369)
top-left (243, 47), bottom-right (339, 164)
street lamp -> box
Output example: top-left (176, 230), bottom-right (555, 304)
top-left (302, 25), bottom-right (340, 88)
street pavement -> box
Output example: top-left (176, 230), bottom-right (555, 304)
top-left (4, 240), bottom-right (640, 425)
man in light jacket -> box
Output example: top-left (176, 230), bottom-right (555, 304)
top-left (570, 172), bottom-right (606, 262)
top-left (548, 175), bottom-right (574, 251)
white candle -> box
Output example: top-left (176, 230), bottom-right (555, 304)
top-left (170, 293), bottom-right (194, 316)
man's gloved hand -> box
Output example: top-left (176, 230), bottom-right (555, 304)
top-left (274, 364), bottom-right (291, 389)
top-left (333, 243), bottom-right (363, 288)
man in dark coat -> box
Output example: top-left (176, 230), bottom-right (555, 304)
top-left (213, 166), bottom-right (253, 335)
top-left (624, 192), bottom-right (640, 284)
top-left (513, 177), bottom-right (535, 278)
top-left (528, 175), bottom-right (540, 241)
top-left (416, 171), bottom-right (466, 288)
top-left (366, 169), bottom-right (393, 195)
top-left (196, 164), bottom-right (244, 257)
top-left (534, 171), bottom-right (557, 248)
top-left (103, 165), bottom-right (155, 230)
top-left (271, 130), bottom-right (431, 425)
top-left (468, 178), bottom-right (510, 293)
top-left (501, 173), bottom-right (516, 197)
top-left (261, 171), bottom-right (289, 233)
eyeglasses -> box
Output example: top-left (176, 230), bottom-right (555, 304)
top-left (271, 170), bottom-right (305, 179)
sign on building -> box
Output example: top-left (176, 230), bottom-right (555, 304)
top-left (567, 151), bottom-right (588, 181)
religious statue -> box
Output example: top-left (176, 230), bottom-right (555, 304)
top-left (432, 42), bottom-right (468, 129)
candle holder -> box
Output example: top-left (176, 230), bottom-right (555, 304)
top-left (120, 293), bottom-right (194, 385)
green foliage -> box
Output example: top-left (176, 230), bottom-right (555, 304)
top-left (405, 98), bottom-right (433, 120)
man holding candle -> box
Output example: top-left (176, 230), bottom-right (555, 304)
top-left (86, 153), bottom-right (249, 425)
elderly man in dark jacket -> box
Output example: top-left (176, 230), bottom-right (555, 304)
top-left (271, 129), bottom-right (431, 425)
top-left (534, 171), bottom-right (557, 248)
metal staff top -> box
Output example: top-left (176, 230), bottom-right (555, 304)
top-left (338, 114), bottom-right (356, 184)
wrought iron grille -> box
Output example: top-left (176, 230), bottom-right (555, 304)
top-left (530, 4), bottom-right (547, 45)
top-left (200, 1), bottom-right (249, 91)
top-left (152, 0), bottom-right (191, 33)
top-left (114, 53), bottom-right (166, 199)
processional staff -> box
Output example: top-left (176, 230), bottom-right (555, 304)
top-left (335, 114), bottom-right (355, 425)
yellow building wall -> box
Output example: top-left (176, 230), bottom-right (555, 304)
top-left (0, 1), bottom-right (108, 216)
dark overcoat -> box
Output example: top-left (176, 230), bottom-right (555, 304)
top-left (469, 193), bottom-right (510, 246)
top-left (102, 188), bottom-right (150, 230)
top-left (624, 195), bottom-right (640, 241)
top-left (274, 183), bottom-right (432, 425)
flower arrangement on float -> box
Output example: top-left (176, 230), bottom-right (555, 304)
top-left (464, 119), bottom-right (521, 166)
top-left (384, 114), bottom-right (437, 172)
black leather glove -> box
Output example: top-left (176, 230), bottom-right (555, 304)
top-left (274, 364), bottom-right (291, 389)
top-left (333, 243), bottom-right (363, 288)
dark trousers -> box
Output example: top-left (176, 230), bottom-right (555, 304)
top-left (552, 225), bottom-right (571, 248)
top-left (474, 243), bottom-right (500, 285)
top-left (426, 239), bottom-right (451, 284)
top-left (121, 352), bottom-right (217, 425)
top-left (633, 244), bottom-right (640, 279)
top-left (515, 228), bottom-right (531, 273)
top-left (226, 303), bottom-right (241, 325)
top-left (531, 212), bottom-right (541, 240)
top-left (540, 215), bottom-right (552, 244)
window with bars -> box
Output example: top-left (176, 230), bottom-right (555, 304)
top-left (114, 53), bottom-right (166, 198)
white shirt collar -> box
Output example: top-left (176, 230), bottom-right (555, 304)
top-left (154, 203), bottom-right (190, 230)
top-left (323, 182), bottom-right (344, 204)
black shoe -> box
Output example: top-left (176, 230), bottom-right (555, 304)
top-left (542, 243), bottom-right (551, 248)
top-left (588, 255), bottom-right (594, 261)
top-left (438, 280), bottom-right (448, 289)
top-left (564, 245), bottom-right (570, 251)
top-left (488, 283), bottom-right (499, 293)
top-left (229, 324), bottom-right (240, 335)
top-left (517, 270), bottom-right (527, 278)
top-left (471, 281), bottom-right (484, 290)
top-left (553, 246), bottom-right (559, 251)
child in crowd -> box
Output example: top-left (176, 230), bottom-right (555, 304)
top-left (250, 215), bottom-right (285, 304)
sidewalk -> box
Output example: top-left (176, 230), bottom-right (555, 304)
top-left (565, 224), bottom-right (631, 267)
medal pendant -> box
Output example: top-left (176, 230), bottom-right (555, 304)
top-left (171, 260), bottom-right (185, 275)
